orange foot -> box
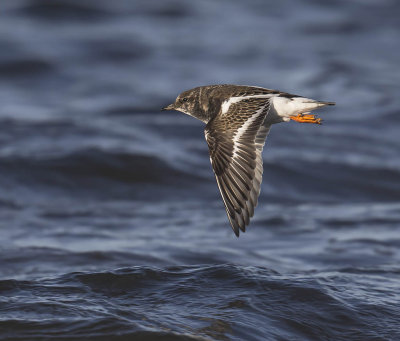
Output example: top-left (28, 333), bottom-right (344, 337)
top-left (290, 114), bottom-right (322, 125)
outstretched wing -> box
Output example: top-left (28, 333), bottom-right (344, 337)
top-left (205, 96), bottom-right (272, 236)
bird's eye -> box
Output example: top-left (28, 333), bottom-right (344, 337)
top-left (182, 97), bottom-right (188, 102)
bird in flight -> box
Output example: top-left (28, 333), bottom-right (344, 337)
top-left (162, 84), bottom-right (335, 236)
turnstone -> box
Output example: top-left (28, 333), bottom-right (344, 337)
top-left (162, 85), bottom-right (335, 236)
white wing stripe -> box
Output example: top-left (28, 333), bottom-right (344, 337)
top-left (232, 104), bottom-right (266, 161)
top-left (221, 95), bottom-right (274, 115)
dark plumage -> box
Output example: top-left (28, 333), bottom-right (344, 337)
top-left (163, 84), bottom-right (335, 236)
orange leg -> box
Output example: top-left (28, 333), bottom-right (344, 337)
top-left (290, 114), bottom-right (322, 125)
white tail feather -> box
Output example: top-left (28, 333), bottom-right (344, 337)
top-left (271, 97), bottom-right (331, 120)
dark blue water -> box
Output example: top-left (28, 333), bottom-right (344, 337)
top-left (1, 0), bottom-right (400, 340)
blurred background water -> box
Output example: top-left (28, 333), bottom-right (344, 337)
top-left (0, 0), bottom-right (400, 340)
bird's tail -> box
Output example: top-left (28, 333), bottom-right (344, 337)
top-left (271, 96), bottom-right (335, 121)
top-left (316, 101), bottom-right (336, 106)
top-left (293, 98), bottom-right (335, 115)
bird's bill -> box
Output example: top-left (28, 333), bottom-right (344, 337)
top-left (161, 104), bottom-right (175, 111)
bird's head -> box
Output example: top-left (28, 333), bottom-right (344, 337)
top-left (162, 89), bottom-right (198, 116)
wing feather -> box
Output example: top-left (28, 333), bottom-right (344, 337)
top-left (205, 96), bottom-right (272, 236)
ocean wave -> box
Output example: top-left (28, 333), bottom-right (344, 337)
top-left (0, 148), bottom-right (202, 189)
top-left (6, 0), bottom-right (113, 21)
top-left (265, 160), bottom-right (400, 202)
top-left (1, 264), bottom-right (397, 340)
top-left (0, 58), bottom-right (54, 79)
top-left (1, 144), bottom-right (399, 202)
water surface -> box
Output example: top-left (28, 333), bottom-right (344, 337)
top-left (1, 0), bottom-right (400, 340)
